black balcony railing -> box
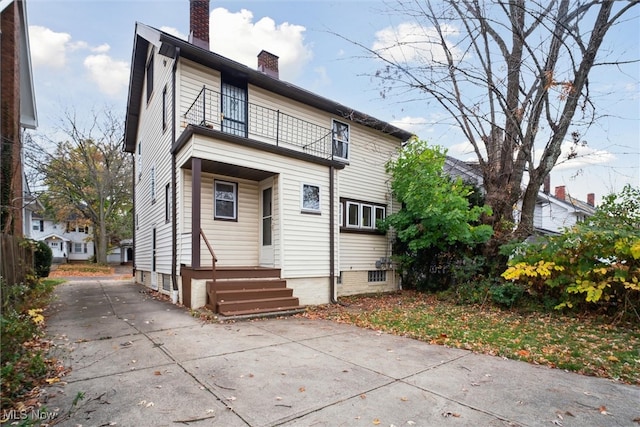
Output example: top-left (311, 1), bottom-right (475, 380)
top-left (184, 86), bottom-right (334, 159)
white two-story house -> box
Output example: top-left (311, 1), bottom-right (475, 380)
top-left (123, 0), bottom-right (412, 315)
top-left (28, 212), bottom-right (95, 263)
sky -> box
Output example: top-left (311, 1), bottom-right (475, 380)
top-left (26, 0), bottom-right (640, 205)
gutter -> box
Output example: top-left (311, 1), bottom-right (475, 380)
top-left (171, 47), bottom-right (180, 292)
top-left (329, 165), bottom-right (337, 303)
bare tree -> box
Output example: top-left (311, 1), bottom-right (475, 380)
top-left (26, 109), bottom-right (132, 263)
top-left (345, 0), bottom-right (639, 252)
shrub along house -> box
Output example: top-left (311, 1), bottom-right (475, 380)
top-left (123, 0), bottom-right (412, 316)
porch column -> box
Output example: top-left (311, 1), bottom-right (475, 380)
top-left (191, 157), bottom-right (202, 268)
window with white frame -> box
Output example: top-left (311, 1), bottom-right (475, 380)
top-left (301, 183), bottom-right (321, 213)
top-left (162, 85), bottom-right (168, 131)
top-left (332, 120), bottom-right (349, 161)
top-left (146, 51), bottom-right (154, 103)
top-left (74, 243), bottom-right (82, 253)
top-left (137, 141), bottom-right (142, 180)
top-left (214, 180), bottom-right (237, 220)
top-left (165, 183), bottom-right (171, 223)
top-left (341, 198), bottom-right (386, 232)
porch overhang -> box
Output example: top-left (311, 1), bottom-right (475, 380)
top-left (181, 158), bottom-right (275, 181)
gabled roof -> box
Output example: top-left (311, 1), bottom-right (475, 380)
top-left (538, 192), bottom-right (596, 216)
top-left (123, 23), bottom-right (413, 153)
top-left (1, 0), bottom-right (38, 129)
top-left (40, 233), bottom-right (70, 242)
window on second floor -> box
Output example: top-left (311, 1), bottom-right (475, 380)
top-left (332, 120), bottom-right (350, 161)
top-left (137, 141), bottom-right (142, 181)
top-left (146, 51), bottom-right (154, 103)
top-left (162, 85), bottom-right (168, 131)
top-left (32, 220), bottom-right (43, 232)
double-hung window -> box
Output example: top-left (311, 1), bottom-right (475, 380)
top-left (214, 180), bottom-right (237, 220)
top-left (332, 120), bottom-right (349, 161)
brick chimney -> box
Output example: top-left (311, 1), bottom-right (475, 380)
top-left (543, 174), bottom-right (550, 194)
top-left (189, 0), bottom-right (210, 50)
top-left (257, 50), bottom-right (279, 79)
top-left (587, 193), bottom-right (595, 207)
top-left (555, 185), bottom-right (566, 201)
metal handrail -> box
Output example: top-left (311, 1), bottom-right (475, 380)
top-left (200, 228), bottom-right (218, 311)
top-left (183, 87), bottom-right (334, 159)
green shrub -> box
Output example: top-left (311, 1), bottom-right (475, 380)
top-left (502, 185), bottom-right (640, 321)
top-left (33, 239), bottom-right (53, 278)
top-left (490, 282), bottom-right (525, 307)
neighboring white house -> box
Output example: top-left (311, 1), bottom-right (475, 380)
top-left (444, 156), bottom-right (596, 236)
top-left (123, 0), bottom-right (412, 315)
top-left (28, 213), bottom-right (94, 262)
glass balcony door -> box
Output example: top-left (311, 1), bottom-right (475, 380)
top-left (221, 82), bottom-right (247, 137)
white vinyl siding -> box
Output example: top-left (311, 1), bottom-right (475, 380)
top-left (133, 43), bottom-right (175, 276)
top-left (177, 135), bottom-right (330, 277)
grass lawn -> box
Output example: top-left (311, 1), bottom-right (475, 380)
top-left (302, 291), bottom-right (640, 385)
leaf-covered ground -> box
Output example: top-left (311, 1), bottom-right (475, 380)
top-left (49, 263), bottom-right (114, 277)
top-left (301, 291), bottom-right (640, 385)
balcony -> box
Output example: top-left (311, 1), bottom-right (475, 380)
top-left (184, 86), bottom-right (335, 160)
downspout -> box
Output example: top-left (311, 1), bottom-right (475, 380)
top-left (329, 165), bottom-right (337, 303)
top-left (131, 152), bottom-right (136, 277)
top-left (171, 47), bottom-right (181, 292)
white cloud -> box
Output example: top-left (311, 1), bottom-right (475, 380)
top-left (390, 116), bottom-right (430, 136)
top-left (312, 66), bottom-right (331, 87)
top-left (209, 8), bottom-right (313, 81)
top-left (91, 43), bottom-right (111, 54)
top-left (83, 55), bottom-right (130, 97)
top-left (550, 141), bottom-right (616, 171)
top-left (160, 26), bottom-right (187, 40)
top-left (372, 22), bottom-right (461, 64)
top-left (29, 26), bottom-right (71, 68)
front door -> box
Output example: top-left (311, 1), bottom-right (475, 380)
top-left (259, 183), bottom-right (274, 266)
top-left (151, 227), bottom-right (158, 290)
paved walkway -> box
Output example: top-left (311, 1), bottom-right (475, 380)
top-left (38, 277), bottom-right (638, 427)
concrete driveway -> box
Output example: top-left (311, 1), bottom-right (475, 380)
top-left (37, 277), bottom-right (639, 427)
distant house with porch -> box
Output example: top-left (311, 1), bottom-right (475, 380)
top-left (123, 0), bottom-right (412, 315)
top-left (28, 213), bottom-right (94, 262)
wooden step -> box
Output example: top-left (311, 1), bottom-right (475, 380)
top-left (207, 279), bottom-right (287, 291)
top-left (218, 306), bottom-right (306, 318)
top-left (217, 287), bottom-right (293, 301)
top-left (217, 296), bottom-right (300, 314)
top-left (216, 267), bottom-right (281, 280)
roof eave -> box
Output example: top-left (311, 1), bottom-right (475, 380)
top-left (123, 23), bottom-right (412, 152)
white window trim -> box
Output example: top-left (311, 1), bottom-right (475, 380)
top-left (342, 199), bottom-right (387, 231)
top-left (361, 204), bottom-right (373, 229)
top-left (374, 206), bottom-right (386, 227)
top-left (332, 119), bottom-right (350, 162)
top-left (346, 201), bottom-right (360, 228)
top-left (301, 183), bottom-right (321, 213)
top-left (214, 180), bottom-right (238, 220)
